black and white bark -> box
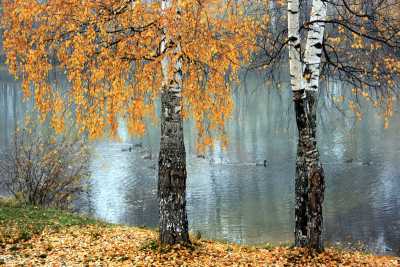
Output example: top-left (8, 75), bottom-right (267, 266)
top-left (302, 0), bottom-right (326, 251)
top-left (288, 0), bottom-right (327, 251)
top-left (158, 0), bottom-right (190, 245)
top-left (288, 0), bottom-right (308, 248)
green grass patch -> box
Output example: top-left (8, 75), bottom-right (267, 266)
top-left (0, 197), bottom-right (108, 244)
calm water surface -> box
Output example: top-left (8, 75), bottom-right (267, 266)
top-left (1, 69), bottom-right (400, 255)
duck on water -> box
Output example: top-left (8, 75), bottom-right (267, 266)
top-left (198, 156), bottom-right (268, 168)
top-left (121, 147), bottom-right (132, 152)
top-left (121, 143), bottom-right (143, 152)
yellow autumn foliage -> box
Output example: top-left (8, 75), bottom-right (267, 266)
top-left (2, 0), bottom-right (266, 148)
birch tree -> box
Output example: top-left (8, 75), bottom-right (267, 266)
top-left (1, 0), bottom-right (259, 245)
top-left (285, 0), bottom-right (400, 252)
top-left (288, 0), bottom-right (327, 251)
top-left (158, 0), bottom-right (189, 245)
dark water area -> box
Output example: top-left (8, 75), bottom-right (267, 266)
top-left (1, 69), bottom-right (400, 255)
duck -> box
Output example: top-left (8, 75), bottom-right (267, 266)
top-left (143, 152), bottom-right (152, 160)
top-left (121, 146), bottom-right (132, 152)
top-left (255, 160), bottom-right (268, 167)
top-left (361, 160), bottom-right (373, 166)
top-left (197, 154), bottom-right (206, 159)
top-left (134, 143), bottom-right (143, 148)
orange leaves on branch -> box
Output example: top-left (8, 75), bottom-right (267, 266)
top-left (51, 92), bottom-right (66, 134)
top-left (2, 0), bottom-right (261, 148)
top-left (176, 0), bottom-right (262, 150)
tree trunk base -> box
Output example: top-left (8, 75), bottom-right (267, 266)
top-left (159, 192), bottom-right (190, 245)
top-left (293, 90), bottom-right (325, 252)
top-left (307, 165), bottom-right (325, 252)
top-left (158, 87), bottom-right (190, 246)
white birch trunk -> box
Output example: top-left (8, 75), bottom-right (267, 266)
top-left (158, 0), bottom-right (190, 245)
top-left (161, 0), bottom-right (172, 86)
top-left (288, 0), bottom-right (308, 248)
top-left (303, 0), bottom-right (327, 92)
top-left (302, 0), bottom-right (327, 252)
top-left (288, 0), bottom-right (327, 251)
top-left (287, 0), bottom-right (303, 93)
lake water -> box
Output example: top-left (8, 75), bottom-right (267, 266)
top-left (1, 68), bottom-right (400, 255)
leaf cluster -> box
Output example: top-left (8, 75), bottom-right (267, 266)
top-left (1, 0), bottom-right (263, 150)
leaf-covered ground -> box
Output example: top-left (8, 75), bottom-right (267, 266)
top-left (2, 225), bottom-right (399, 266)
top-left (0, 202), bottom-right (399, 266)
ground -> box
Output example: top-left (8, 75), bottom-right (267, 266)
top-left (0, 201), bottom-right (399, 266)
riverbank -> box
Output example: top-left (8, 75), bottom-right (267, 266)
top-left (0, 201), bottom-right (398, 266)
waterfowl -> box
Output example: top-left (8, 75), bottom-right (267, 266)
top-left (121, 146), bottom-right (132, 152)
top-left (255, 160), bottom-right (267, 167)
top-left (344, 158), bottom-right (353, 163)
top-left (362, 160), bottom-right (373, 166)
top-left (143, 152), bottom-right (152, 160)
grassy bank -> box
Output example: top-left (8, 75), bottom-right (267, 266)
top-left (0, 198), bottom-right (105, 245)
top-left (0, 201), bottom-right (398, 266)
